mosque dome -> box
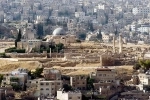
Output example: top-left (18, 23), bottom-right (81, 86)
top-left (52, 28), bottom-right (66, 36)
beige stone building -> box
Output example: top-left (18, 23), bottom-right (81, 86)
top-left (90, 67), bottom-right (117, 83)
top-left (93, 82), bottom-right (121, 98)
top-left (57, 89), bottom-right (82, 100)
top-left (43, 68), bottom-right (61, 80)
top-left (118, 90), bottom-right (150, 100)
top-left (26, 78), bottom-right (44, 89)
top-left (38, 80), bottom-right (62, 97)
top-left (70, 75), bottom-right (87, 90)
top-left (17, 39), bottom-right (42, 52)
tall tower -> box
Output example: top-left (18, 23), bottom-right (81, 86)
top-left (119, 34), bottom-right (123, 53)
top-left (113, 36), bottom-right (115, 53)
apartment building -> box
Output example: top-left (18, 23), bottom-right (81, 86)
top-left (2, 68), bottom-right (28, 87)
top-left (38, 80), bottom-right (62, 97)
top-left (90, 67), bottom-right (116, 83)
top-left (75, 12), bottom-right (85, 18)
top-left (132, 7), bottom-right (150, 15)
top-left (26, 78), bottom-right (44, 89)
top-left (102, 34), bottom-right (111, 43)
top-left (70, 75), bottom-right (87, 90)
top-left (57, 89), bottom-right (82, 100)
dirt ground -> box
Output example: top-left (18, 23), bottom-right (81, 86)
top-left (0, 58), bottom-right (134, 76)
top-left (0, 60), bottom-right (40, 72)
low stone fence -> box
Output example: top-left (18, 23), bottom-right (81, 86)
top-left (6, 53), bottom-right (64, 58)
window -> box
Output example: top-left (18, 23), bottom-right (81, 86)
top-left (46, 88), bottom-right (49, 90)
top-left (52, 88), bottom-right (54, 90)
top-left (69, 97), bottom-right (72, 99)
top-left (52, 83), bottom-right (54, 85)
top-left (78, 97), bottom-right (80, 99)
top-left (57, 83), bottom-right (60, 85)
top-left (40, 88), bottom-right (43, 90)
top-left (46, 83), bottom-right (49, 85)
top-left (40, 83), bottom-right (44, 85)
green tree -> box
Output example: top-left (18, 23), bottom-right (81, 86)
top-left (104, 13), bottom-right (108, 24)
top-left (55, 43), bottom-right (64, 52)
top-left (144, 86), bottom-right (150, 91)
top-left (0, 74), bottom-right (3, 83)
top-left (10, 77), bottom-right (19, 82)
top-left (37, 23), bottom-right (44, 38)
top-left (78, 33), bottom-right (86, 40)
top-left (38, 3), bottom-right (42, 10)
top-left (32, 67), bottom-right (43, 78)
top-left (114, 27), bottom-right (118, 35)
top-left (11, 84), bottom-right (21, 91)
top-left (139, 60), bottom-right (150, 71)
top-left (15, 29), bottom-right (22, 47)
top-left (97, 30), bottom-right (102, 40)
top-left (133, 63), bottom-right (141, 70)
top-left (76, 39), bottom-right (81, 43)
top-left (87, 77), bottom-right (95, 90)
top-left (16, 29), bottom-right (22, 41)
top-left (144, 60), bottom-right (150, 70)
top-left (63, 84), bottom-right (72, 92)
top-left (88, 23), bottom-right (94, 32)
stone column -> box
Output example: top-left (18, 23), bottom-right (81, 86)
top-left (119, 34), bottom-right (123, 53)
top-left (113, 36), bottom-right (115, 53)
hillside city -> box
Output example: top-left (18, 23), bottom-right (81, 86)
top-left (0, 0), bottom-right (150, 100)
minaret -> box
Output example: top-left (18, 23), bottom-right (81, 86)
top-left (119, 34), bottom-right (123, 53)
top-left (113, 36), bottom-right (115, 53)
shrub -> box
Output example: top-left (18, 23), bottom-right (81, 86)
top-left (133, 63), bottom-right (141, 70)
top-left (0, 53), bottom-right (10, 58)
top-left (32, 68), bottom-right (43, 78)
top-left (5, 47), bottom-right (25, 53)
top-left (76, 39), bottom-right (81, 43)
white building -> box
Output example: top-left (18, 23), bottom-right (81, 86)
top-left (86, 34), bottom-right (97, 41)
top-left (2, 68), bottom-right (28, 87)
top-left (137, 25), bottom-right (150, 33)
top-left (57, 89), bottom-right (82, 100)
top-left (102, 33), bottom-right (111, 43)
top-left (138, 70), bottom-right (150, 85)
top-left (98, 4), bottom-right (109, 10)
top-left (132, 7), bottom-right (150, 15)
top-left (75, 12), bottom-right (85, 18)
